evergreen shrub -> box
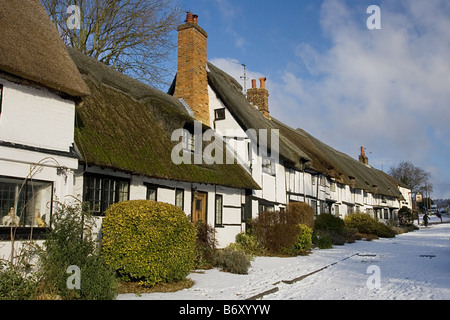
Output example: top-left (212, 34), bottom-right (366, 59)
top-left (232, 232), bottom-right (263, 256)
top-left (0, 262), bottom-right (38, 300)
top-left (38, 202), bottom-right (118, 300)
top-left (214, 247), bottom-right (251, 274)
top-left (398, 206), bottom-right (414, 226)
top-left (313, 213), bottom-right (347, 246)
top-left (102, 200), bottom-right (196, 287)
top-left (344, 212), bottom-right (395, 238)
top-left (285, 224), bottom-right (312, 255)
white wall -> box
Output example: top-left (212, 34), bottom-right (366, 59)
top-left (0, 78), bottom-right (75, 152)
top-left (0, 77), bottom-right (78, 260)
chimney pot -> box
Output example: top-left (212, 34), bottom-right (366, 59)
top-left (359, 146), bottom-right (369, 165)
top-left (193, 14), bottom-right (198, 24)
top-left (259, 77), bottom-right (267, 88)
top-left (251, 79), bottom-right (257, 88)
top-left (186, 12), bottom-right (194, 23)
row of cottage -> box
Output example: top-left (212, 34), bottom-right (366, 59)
top-left (0, 3), bottom-right (411, 258)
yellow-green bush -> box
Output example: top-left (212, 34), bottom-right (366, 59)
top-left (344, 212), bottom-right (395, 238)
top-left (101, 200), bottom-right (196, 287)
top-left (284, 224), bottom-right (313, 256)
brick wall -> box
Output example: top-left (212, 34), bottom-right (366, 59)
top-left (247, 78), bottom-right (270, 119)
top-left (174, 14), bottom-right (210, 125)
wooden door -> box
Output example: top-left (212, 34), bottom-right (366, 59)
top-left (192, 192), bottom-right (207, 223)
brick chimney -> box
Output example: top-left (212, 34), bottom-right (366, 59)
top-left (247, 77), bottom-right (270, 119)
top-left (174, 12), bottom-right (209, 125)
top-left (359, 146), bottom-right (369, 165)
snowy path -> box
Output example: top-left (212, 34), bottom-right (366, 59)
top-left (118, 221), bottom-right (450, 300)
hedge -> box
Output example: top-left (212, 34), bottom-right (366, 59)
top-left (101, 200), bottom-right (196, 287)
top-left (344, 212), bottom-right (395, 238)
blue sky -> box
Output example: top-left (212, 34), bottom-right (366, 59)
top-left (174, 0), bottom-right (450, 199)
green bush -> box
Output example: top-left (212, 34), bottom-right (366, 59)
top-left (213, 247), bottom-right (251, 274)
top-left (344, 212), bottom-right (395, 238)
top-left (0, 262), bottom-right (38, 300)
top-left (312, 230), bottom-right (333, 249)
top-left (233, 232), bottom-right (264, 256)
top-left (313, 213), bottom-right (347, 247)
top-left (285, 224), bottom-right (312, 256)
top-left (38, 202), bottom-right (118, 300)
top-left (398, 206), bottom-right (414, 226)
top-left (102, 200), bottom-right (196, 287)
top-left (314, 213), bottom-right (345, 234)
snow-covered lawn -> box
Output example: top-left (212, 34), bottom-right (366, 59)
top-left (118, 215), bottom-right (450, 300)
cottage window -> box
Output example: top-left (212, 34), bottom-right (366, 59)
top-left (215, 194), bottom-right (223, 226)
top-left (146, 184), bottom-right (157, 201)
top-left (335, 204), bottom-right (340, 217)
top-left (214, 108), bottom-right (226, 121)
top-left (0, 176), bottom-right (52, 239)
top-left (319, 176), bottom-right (326, 187)
top-left (83, 174), bottom-right (129, 215)
top-left (330, 182), bottom-right (336, 192)
top-left (262, 158), bottom-right (275, 175)
top-left (175, 188), bottom-right (184, 209)
top-left (258, 203), bottom-right (274, 213)
top-left (311, 200), bottom-right (318, 215)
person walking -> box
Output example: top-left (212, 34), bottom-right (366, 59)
top-left (436, 211), bottom-right (442, 223)
top-left (423, 212), bottom-right (430, 227)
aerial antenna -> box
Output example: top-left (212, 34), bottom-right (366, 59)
top-left (232, 60), bottom-right (247, 96)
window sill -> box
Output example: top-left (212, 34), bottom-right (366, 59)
top-left (0, 227), bottom-right (49, 240)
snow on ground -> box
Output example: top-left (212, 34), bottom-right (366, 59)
top-left (118, 214), bottom-right (450, 300)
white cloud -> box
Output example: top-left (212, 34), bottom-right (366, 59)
top-left (270, 0), bottom-right (450, 197)
top-left (209, 57), bottom-right (266, 92)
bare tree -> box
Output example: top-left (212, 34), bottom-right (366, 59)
top-left (41, 0), bottom-right (183, 89)
top-left (389, 161), bottom-right (433, 194)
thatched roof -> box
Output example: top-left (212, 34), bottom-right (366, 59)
top-left (0, 0), bottom-right (89, 97)
top-left (206, 62), bottom-right (311, 169)
top-left (69, 48), bottom-right (259, 190)
top-left (206, 62), bottom-right (403, 198)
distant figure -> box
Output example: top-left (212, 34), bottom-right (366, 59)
top-left (423, 213), bottom-right (430, 227)
top-left (436, 211), bottom-right (442, 223)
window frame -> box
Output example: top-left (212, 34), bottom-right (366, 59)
top-left (262, 157), bottom-right (276, 176)
top-left (83, 173), bottom-right (130, 216)
top-left (145, 183), bottom-right (158, 201)
top-left (214, 108), bottom-right (226, 121)
top-left (175, 188), bottom-right (184, 210)
top-left (0, 175), bottom-right (53, 240)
